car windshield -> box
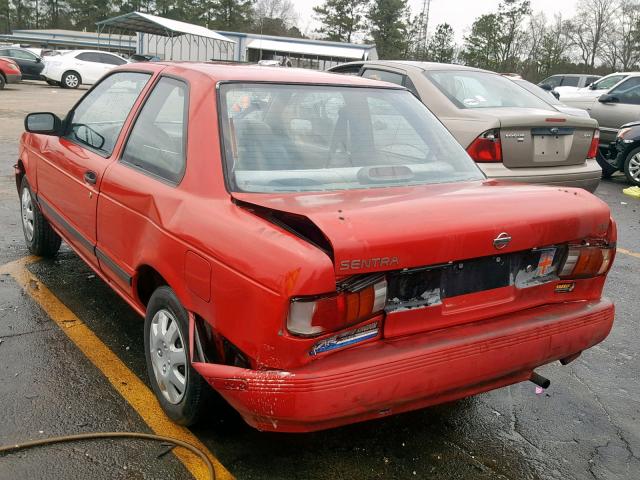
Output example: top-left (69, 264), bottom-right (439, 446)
top-left (218, 83), bottom-right (483, 193)
top-left (426, 70), bottom-right (552, 110)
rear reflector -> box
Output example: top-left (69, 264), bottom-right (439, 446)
top-left (587, 129), bottom-right (600, 159)
top-left (559, 244), bottom-right (614, 279)
top-left (467, 129), bottom-right (502, 163)
top-left (545, 118), bottom-right (567, 123)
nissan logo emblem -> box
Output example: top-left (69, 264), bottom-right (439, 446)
top-left (493, 232), bottom-right (512, 250)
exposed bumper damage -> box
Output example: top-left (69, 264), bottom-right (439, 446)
top-left (192, 298), bottom-right (614, 432)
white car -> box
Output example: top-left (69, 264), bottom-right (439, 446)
top-left (559, 72), bottom-right (635, 100)
top-left (512, 79), bottom-right (591, 118)
top-left (41, 50), bottom-right (128, 88)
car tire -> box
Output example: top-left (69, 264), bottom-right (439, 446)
top-left (144, 286), bottom-right (209, 426)
top-left (19, 177), bottom-right (62, 257)
top-left (61, 71), bottom-right (81, 89)
top-left (623, 147), bottom-right (640, 186)
top-left (0, 74), bottom-right (5, 90)
top-left (596, 146), bottom-right (618, 179)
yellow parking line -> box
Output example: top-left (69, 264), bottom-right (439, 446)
top-left (618, 248), bottom-right (640, 260)
top-left (0, 256), bottom-right (233, 480)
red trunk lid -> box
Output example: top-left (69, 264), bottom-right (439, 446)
top-left (233, 180), bottom-right (611, 275)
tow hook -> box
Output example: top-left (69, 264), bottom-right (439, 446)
top-left (530, 371), bottom-right (551, 390)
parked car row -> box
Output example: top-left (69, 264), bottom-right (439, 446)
top-left (17, 61), bottom-right (617, 432)
top-left (0, 47), bottom-right (158, 89)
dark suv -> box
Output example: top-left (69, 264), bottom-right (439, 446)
top-left (0, 47), bottom-right (44, 80)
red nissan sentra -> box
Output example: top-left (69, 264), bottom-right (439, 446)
top-left (16, 63), bottom-right (616, 432)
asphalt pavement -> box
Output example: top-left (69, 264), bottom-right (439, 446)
top-left (0, 82), bottom-right (638, 480)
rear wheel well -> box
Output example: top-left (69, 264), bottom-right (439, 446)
top-left (135, 265), bottom-right (168, 307)
top-left (0, 71), bottom-right (6, 82)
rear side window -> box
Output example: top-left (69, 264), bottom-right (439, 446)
top-left (541, 76), bottom-right (562, 88)
top-left (77, 52), bottom-right (102, 63)
top-left (362, 69), bottom-right (404, 86)
top-left (100, 53), bottom-right (126, 66)
top-left (121, 77), bottom-right (188, 184)
top-left (67, 72), bottom-right (151, 155)
top-left (329, 64), bottom-right (363, 76)
top-left (561, 76), bottom-right (580, 87)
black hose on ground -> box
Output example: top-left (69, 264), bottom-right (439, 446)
top-left (0, 431), bottom-right (215, 480)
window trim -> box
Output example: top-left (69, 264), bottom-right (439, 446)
top-left (63, 69), bottom-right (153, 158)
top-left (118, 74), bottom-right (190, 187)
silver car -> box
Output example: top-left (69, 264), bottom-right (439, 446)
top-left (329, 61), bottom-right (602, 192)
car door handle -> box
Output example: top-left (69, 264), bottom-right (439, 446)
top-left (84, 170), bottom-right (97, 185)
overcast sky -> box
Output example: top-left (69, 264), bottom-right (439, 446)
top-left (293, 0), bottom-right (578, 42)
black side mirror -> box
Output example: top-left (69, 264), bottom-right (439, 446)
top-left (24, 112), bottom-right (62, 135)
top-left (589, 83), bottom-right (597, 90)
top-left (552, 90), bottom-right (560, 100)
top-left (35, 57), bottom-right (41, 63)
top-left (598, 94), bottom-right (619, 103)
top-left (539, 84), bottom-right (552, 91)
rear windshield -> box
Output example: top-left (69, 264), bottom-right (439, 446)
top-left (219, 83), bottom-right (483, 193)
top-left (426, 70), bottom-right (552, 110)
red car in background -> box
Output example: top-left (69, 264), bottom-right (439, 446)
top-left (0, 56), bottom-right (22, 89)
top-left (16, 63), bottom-right (616, 432)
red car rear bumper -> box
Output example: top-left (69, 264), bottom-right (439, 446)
top-left (194, 299), bottom-right (614, 432)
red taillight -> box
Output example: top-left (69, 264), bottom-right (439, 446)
top-left (467, 129), bottom-right (502, 162)
top-left (559, 243), bottom-right (614, 279)
top-left (587, 129), bottom-right (600, 159)
top-left (287, 280), bottom-right (387, 337)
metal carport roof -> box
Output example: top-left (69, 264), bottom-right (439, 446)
top-left (96, 12), bottom-right (233, 43)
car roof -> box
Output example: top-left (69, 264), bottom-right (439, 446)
top-left (334, 60), bottom-right (488, 74)
top-left (159, 62), bottom-right (408, 88)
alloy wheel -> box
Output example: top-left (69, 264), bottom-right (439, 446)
top-left (65, 74), bottom-right (79, 88)
top-left (21, 187), bottom-right (34, 242)
top-left (149, 308), bottom-right (188, 404)
top-left (628, 153), bottom-right (640, 183)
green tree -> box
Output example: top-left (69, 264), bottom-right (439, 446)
top-left (367, 0), bottom-right (409, 59)
top-left (461, 0), bottom-right (530, 71)
top-left (205, 0), bottom-right (254, 31)
top-left (68, 0), bottom-right (112, 30)
top-left (427, 23), bottom-right (455, 63)
top-left (313, 0), bottom-right (368, 43)
top-left (461, 13), bottom-right (502, 70)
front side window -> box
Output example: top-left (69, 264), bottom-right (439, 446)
top-left (121, 77), bottom-right (188, 183)
top-left (219, 83), bottom-right (482, 193)
top-left (593, 75), bottom-right (626, 90)
top-left (427, 70), bottom-right (552, 110)
top-left (11, 49), bottom-right (37, 60)
top-left (67, 72), bottom-right (151, 155)
top-left (609, 77), bottom-right (640, 105)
